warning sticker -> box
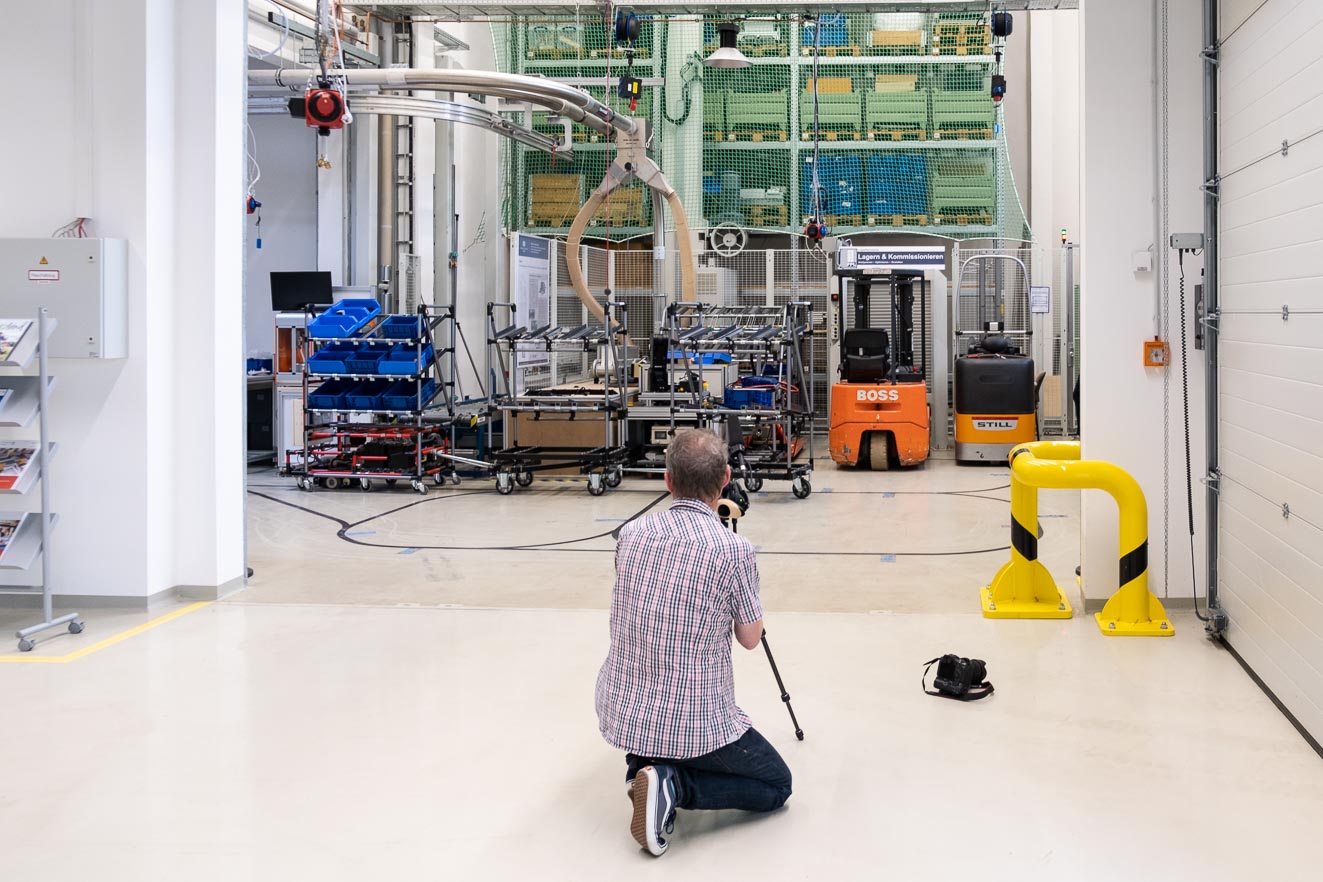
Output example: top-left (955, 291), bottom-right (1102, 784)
top-left (39, 256), bottom-right (49, 265)
top-left (28, 270), bottom-right (60, 281)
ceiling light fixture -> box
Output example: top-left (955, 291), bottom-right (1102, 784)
top-left (704, 21), bottom-right (750, 70)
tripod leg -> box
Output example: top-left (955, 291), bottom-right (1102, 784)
top-left (760, 631), bottom-right (804, 741)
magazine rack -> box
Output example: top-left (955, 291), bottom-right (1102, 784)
top-left (0, 309), bottom-right (81, 651)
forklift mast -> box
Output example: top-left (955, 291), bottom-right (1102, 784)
top-left (837, 270), bottom-right (927, 382)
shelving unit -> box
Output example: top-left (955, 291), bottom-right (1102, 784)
top-left (0, 310), bottom-right (83, 652)
top-left (288, 303), bottom-right (460, 494)
top-left (501, 11), bottom-right (1008, 239)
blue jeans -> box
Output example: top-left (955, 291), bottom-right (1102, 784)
top-left (625, 727), bottom-right (792, 812)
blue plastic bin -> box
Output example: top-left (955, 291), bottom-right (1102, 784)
top-left (381, 378), bottom-right (438, 411)
top-left (306, 341), bottom-right (358, 374)
top-left (725, 384), bottom-right (776, 408)
top-left (666, 351), bottom-right (732, 364)
top-left (345, 343), bottom-right (391, 374)
top-left (802, 155), bottom-right (864, 216)
top-left (379, 314), bottom-right (423, 339)
top-left (378, 343), bottom-right (435, 376)
top-left (307, 378), bottom-right (361, 410)
top-left (802, 15), bottom-right (848, 48)
top-left (866, 153), bottom-right (929, 216)
top-left (307, 298), bottom-right (382, 338)
top-left (345, 379), bottom-right (391, 410)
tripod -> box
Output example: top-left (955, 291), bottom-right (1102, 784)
top-left (719, 495), bottom-right (805, 741)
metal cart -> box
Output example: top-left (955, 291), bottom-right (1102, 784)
top-left (626, 301), bottom-right (816, 498)
top-left (286, 303), bottom-right (459, 494)
top-left (485, 300), bottom-right (634, 496)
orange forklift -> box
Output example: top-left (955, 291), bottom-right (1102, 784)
top-left (828, 261), bottom-right (930, 470)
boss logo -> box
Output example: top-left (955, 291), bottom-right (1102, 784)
top-left (857, 389), bottom-right (900, 402)
top-left (973, 418), bottom-right (1018, 431)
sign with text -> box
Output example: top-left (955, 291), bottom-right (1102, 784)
top-left (836, 245), bottom-right (946, 272)
top-left (509, 234), bottom-right (552, 391)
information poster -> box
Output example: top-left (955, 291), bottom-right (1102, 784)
top-left (509, 234), bottom-right (553, 394)
top-left (1030, 285), bottom-right (1051, 315)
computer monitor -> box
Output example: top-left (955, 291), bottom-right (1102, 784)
top-left (270, 271), bottom-right (333, 312)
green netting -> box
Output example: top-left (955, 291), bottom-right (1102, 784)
top-left (492, 12), bottom-right (1030, 243)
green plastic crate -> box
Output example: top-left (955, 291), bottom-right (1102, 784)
top-left (801, 92), bottom-right (862, 132)
top-left (932, 92), bottom-right (995, 134)
top-left (704, 89), bottom-right (727, 133)
top-left (863, 92), bottom-right (928, 133)
top-left (727, 92), bottom-right (790, 132)
top-left (931, 160), bottom-right (995, 217)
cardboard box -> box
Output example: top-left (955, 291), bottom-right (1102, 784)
top-left (512, 410), bottom-right (622, 474)
top-left (870, 29), bottom-right (923, 48)
top-left (874, 74), bottom-right (919, 93)
top-left (804, 76), bottom-right (854, 94)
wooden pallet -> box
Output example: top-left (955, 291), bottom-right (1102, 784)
top-left (742, 42), bottom-right (789, 57)
top-left (803, 129), bottom-right (863, 142)
top-left (707, 130), bottom-right (727, 142)
top-left (529, 208), bottom-right (578, 226)
top-left (934, 127), bottom-right (994, 141)
top-left (726, 129), bottom-right (789, 142)
top-left (801, 45), bottom-right (863, 57)
top-left (526, 49), bottom-right (583, 61)
top-left (933, 212), bottom-right (994, 226)
top-left (587, 47), bottom-right (651, 59)
top-left (746, 205), bottom-right (789, 227)
top-left (935, 44), bottom-right (991, 56)
top-left (823, 214), bottom-right (864, 227)
top-left (866, 128), bottom-right (928, 142)
top-left (867, 214), bottom-right (930, 227)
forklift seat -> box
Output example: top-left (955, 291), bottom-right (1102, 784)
top-left (842, 328), bottom-right (891, 382)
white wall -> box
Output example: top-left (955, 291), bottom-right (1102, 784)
top-left (0, 0), bottom-right (246, 600)
top-left (1080, 0), bottom-right (1207, 604)
top-left (243, 115), bottom-right (319, 355)
top-left (1028, 11), bottom-right (1081, 245)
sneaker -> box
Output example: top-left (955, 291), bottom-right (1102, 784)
top-left (629, 765), bottom-right (676, 856)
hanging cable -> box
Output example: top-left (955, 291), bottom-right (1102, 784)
top-left (249, 0), bottom-right (290, 60)
top-left (1177, 250), bottom-right (1210, 622)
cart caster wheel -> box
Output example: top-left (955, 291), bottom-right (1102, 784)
top-left (587, 474), bottom-right (606, 496)
top-left (433, 472), bottom-right (446, 486)
top-left (411, 480), bottom-right (428, 495)
top-left (515, 471), bottom-right (534, 488)
top-left (792, 477), bottom-right (812, 499)
top-left (359, 478), bottom-right (374, 492)
top-left (324, 476), bottom-right (342, 490)
top-left (17, 638), bottom-right (34, 653)
top-left (745, 476), bottom-right (764, 493)
top-left (450, 473), bottom-right (462, 486)
top-left (297, 477), bottom-right (314, 492)
top-left (604, 468), bottom-right (622, 489)
top-left (496, 474), bottom-right (515, 495)
top-left (68, 621), bottom-right (85, 635)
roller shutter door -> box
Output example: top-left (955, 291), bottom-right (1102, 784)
top-left (1215, 0), bottom-right (1323, 740)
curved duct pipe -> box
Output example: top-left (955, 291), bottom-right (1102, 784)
top-left (248, 68), bottom-right (636, 136)
top-left (248, 68), bottom-right (696, 325)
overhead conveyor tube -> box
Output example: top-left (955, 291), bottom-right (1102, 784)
top-left (247, 68), bottom-right (636, 137)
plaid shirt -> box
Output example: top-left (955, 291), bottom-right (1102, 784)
top-left (595, 497), bottom-right (764, 760)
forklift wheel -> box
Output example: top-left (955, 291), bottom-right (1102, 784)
top-left (868, 433), bottom-right (892, 471)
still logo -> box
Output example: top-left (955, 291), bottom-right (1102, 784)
top-left (972, 418), bottom-right (1018, 431)
top-left (857, 388), bottom-right (900, 402)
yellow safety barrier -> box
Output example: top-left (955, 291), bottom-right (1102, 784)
top-left (981, 441), bottom-right (1174, 637)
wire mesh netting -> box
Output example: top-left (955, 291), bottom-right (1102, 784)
top-left (492, 12), bottom-right (1030, 243)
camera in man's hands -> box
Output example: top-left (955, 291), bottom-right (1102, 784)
top-left (923, 654), bottom-right (994, 701)
top-left (716, 481), bottom-right (749, 521)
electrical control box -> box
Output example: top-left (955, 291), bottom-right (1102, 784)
top-left (0, 238), bottom-right (128, 358)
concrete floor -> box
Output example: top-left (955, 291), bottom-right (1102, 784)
top-left (1, 458), bottom-right (1320, 880)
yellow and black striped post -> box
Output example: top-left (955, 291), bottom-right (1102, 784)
top-left (990, 441), bottom-right (1174, 637)
top-left (981, 441), bottom-right (1076, 619)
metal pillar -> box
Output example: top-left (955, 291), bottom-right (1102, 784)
top-left (1064, 241), bottom-right (1076, 435)
top-left (1201, 0), bottom-right (1223, 628)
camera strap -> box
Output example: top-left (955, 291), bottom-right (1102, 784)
top-left (921, 657), bottom-right (995, 702)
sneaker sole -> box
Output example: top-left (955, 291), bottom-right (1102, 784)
top-left (630, 768), bottom-right (654, 853)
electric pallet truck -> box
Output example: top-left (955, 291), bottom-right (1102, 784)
top-left (828, 265), bottom-right (930, 470)
top-left (953, 255), bottom-right (1039, 463)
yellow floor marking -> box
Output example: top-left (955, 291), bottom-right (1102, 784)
top-left (0, 601), bottom-right (212, 664)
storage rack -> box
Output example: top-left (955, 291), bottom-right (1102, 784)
top-left (627, 300), bottom-right (816, 499)
top-left (0, 310), bottom-right (83, 651)
top-left (289, 303), bottom-right (459, 494)
top-left (485, 300), bottom-right (632, 496)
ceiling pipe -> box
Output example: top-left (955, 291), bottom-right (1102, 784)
top-left (248, 67), bottom-right (636, 136)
